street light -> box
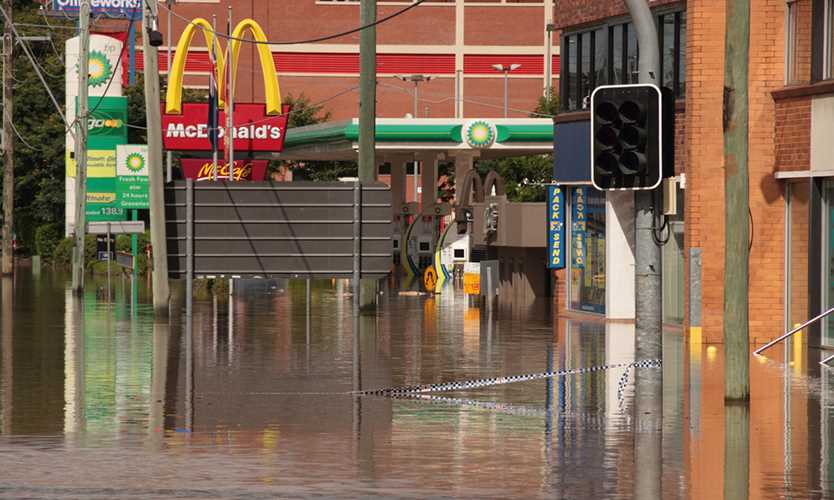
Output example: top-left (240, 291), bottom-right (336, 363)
top-left (492, 63), bottom-right (521, 118)
top-left (394, 74), bottom-right (433, 118)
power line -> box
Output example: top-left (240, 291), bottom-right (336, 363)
top-left (157, 0), bottom-right (427, 46)
top-left (9, 120), bottom-right (49, 152)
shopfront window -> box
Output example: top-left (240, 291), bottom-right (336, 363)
top-left (824, 180), bottom-right (834, 345)
top-left (786, 181), bottom-right (811, 335)
top-left (569, 187), bottom-right (606, 314)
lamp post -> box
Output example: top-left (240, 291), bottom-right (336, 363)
top-left (394, 74), bottom-right (433, 118)
top-left (394, 74), bottom-right (432, 202)
top-left (492, 63), bottom-right (521, 117)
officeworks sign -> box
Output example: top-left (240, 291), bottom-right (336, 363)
top-left (52, 0), bottom-right (141, 18)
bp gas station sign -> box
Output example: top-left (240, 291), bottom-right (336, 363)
top-left (115, 145), bottom-right (149, 209)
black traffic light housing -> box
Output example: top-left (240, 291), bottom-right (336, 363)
top-left (590, 84), bottom-right (674, 191)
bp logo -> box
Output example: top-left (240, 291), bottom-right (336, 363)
top-left (463, 120), bottom-right (497, 149)
top-left (87, 51), bottom-right (113, 88)
top-left (125, 152), bottom-right (145, 173)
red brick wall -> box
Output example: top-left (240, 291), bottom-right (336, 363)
top-left (683, 0), bottom-right (726, 342)
top-left (774, 97), bottom-right (812, 171)
top-left (553, 0), bottom-right (683, 30)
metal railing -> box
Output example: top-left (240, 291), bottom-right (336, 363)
top-left (753, 306), bottom-right (834, 364)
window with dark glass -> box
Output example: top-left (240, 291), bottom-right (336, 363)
top-left (561, 10), bottom-right (686, 112)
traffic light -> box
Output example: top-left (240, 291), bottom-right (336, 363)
top-left (590, 84), bottom-right (674, 190)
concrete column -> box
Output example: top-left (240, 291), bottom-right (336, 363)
top-left (389, 157), bottom-right (407, 216)
top-left (605, 191), bottom-right (636, 320)
top-left (419, 152), bottom-right (440, 216)
top-left (453, 151), bottom-right (477, 204)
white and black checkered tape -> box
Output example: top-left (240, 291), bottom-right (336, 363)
top-left (358, 358), bottom-right (662, 396)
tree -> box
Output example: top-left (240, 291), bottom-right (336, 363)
top-left (277, 92), bottom-right (357, 182)
top-left (474, 92), bottom-right (559, 203)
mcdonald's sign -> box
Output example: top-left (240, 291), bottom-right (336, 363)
top-left (162, 18), bottom-right (289, 153)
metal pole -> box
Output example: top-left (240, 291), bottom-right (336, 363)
top-left (185, 179), bottom-right (193, 323)
top-left (358, 0), bottom-right (377, 311)
top-left (131, 209), bottom-right (138, 290)
top-left (353, 180), bottom-right (361, 317)
top-left (72, 0), bottom-right (91, 292)
top-left (144, 0), bottom-right (171, 315)
top-left (185, 178), bottom-right (193, 430)
top-left (165, 0), bottom-right (173, 184)
top-left (106, 224), bottom-right (111, 303)
top-left (455, 70), bottom-right (461, 118)
top-left (503, 71), bottom-right (509, 118)
top-left (1, 0), bottom-right (14, 276)
top-left (413, 81), bottom-right (418, 118)
top-left (211, 15), bottom-right (218, 182)
top-left (623, 1), bottom-right (661, 499)
top-left (545, 25), bottom-right (553, 97)
top-left (226, 5), bottom-right (234, 182)
top-left (723, 0), bottom-right (751, 402)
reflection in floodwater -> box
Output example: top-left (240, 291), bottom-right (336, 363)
top-left (0, 269), bottom-right (832, 497)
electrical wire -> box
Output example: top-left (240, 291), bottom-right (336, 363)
top-left (156, 0), bottom-right (428, 46)
top-left (0, 4), bottom-right (74, 138)
top-left (9, 120), bottom-right (49, 152)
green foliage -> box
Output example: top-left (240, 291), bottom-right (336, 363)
top-left (284, 92), bottom-right (331, 128)
top-left (3, 1), bottom-right (74, 251)
top-left (53, 237), bottom-right (74, 266)
top-left (34, 223), bottom-right (61, 257)
top-left (473, 91), bottom-right (560, 203)
top-left (273, 93), bottom-right (357, 182)
top-left (51, 234), bottom-right (97, 267)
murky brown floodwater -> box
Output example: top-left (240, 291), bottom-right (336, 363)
top-left (0, 265), bottom-right (832, 498)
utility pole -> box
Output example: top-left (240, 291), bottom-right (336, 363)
top-left (358, 0), bottom-right (377, 311)
top-left (165, 0), bottom-right (174, 183)
top-left (143, 0), bottom-right (170, 316)
top-left (723, 0), bottom-right (750, 403)
top-left (623, 0), bottom-right (661, 499)
top-left (225, 5), bottom-right (234, 181)
top-left (1, 0), bottom-right (13, 276)
top-left (72, 0), bottom-right (91, 293)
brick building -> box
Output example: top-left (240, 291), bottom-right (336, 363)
top-left (137, 0), bottom-right (559, 121)
top-left (551, 0), bottom-right (834, 349)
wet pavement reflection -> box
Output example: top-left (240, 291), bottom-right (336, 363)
top-left (0, 269), bottom-right (832, 498)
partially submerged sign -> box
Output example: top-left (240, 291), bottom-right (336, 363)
top-left (165, 181), bottom-right (392, 279)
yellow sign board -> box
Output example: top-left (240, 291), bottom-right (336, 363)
top-left (463, 273), bottom-right (480, 295)
top-left (66, 149), bottom-right (117, 178)
top-left (423, 267), bottom-right (438, 294)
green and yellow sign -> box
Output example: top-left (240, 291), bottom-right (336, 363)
top-left (115, 145), bottom-right (149, 209)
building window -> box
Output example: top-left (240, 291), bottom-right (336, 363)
top-left (568, 187), bottom-right (606, 314)
top-left (786, 0), bottom-right (799, 83)
top-left (813, 0), bottom-right (834, 80)
top-left (561, 10), bottom-right (686, 112)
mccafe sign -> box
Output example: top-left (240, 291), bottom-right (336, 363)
top-left (180, 159), bottom-right (268, 182)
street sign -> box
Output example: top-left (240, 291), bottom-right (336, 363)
top-left (463, 262), bottom-right (481, 295)
top-left (87, 221), bottom-right (146, 235)
top-left (546, 185), bottom-right (565, 269)
top-left (115, 252), bottom-right (134, 269)
top-left (116, 145), bottom-right (149, 209)
top-left (165, 181), bottom-right (392, 279)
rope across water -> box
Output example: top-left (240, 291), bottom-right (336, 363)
top-left (356, 359), bottom-right (662, 396)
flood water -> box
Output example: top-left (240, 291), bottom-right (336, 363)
top-left (0, 266), bottom-right (832, 498)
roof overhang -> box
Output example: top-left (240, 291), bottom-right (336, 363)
top-left (276, 118), bottom-right (554, 162)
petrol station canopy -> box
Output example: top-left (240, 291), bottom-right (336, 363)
top-left (276, 118), bottom-right (554, 161)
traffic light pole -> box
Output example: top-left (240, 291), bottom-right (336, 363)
top-left (623, 1), bottom-right (662, 499)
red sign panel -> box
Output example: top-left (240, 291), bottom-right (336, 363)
top-left (181, 159), bottom-right (269, 182)
top-left (162, 103), bottom-right (290, 152)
